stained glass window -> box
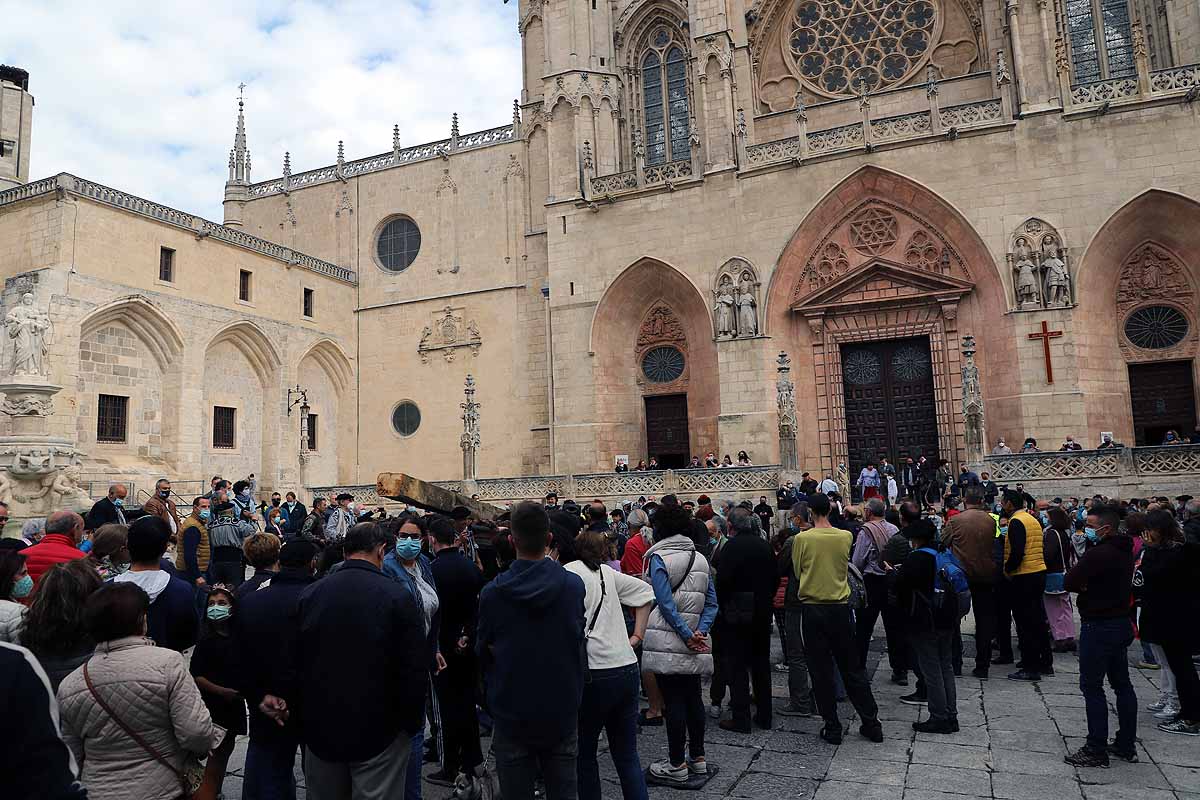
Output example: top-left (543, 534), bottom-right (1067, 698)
top-left (640, 27), bottom-right (691, 166)
top-left (1124, 305), bottom-right (1189, 349)
top-left (642, 346), bottom-right (686, 383)
top-left (392, 401), bottom-right (422, 437)
top-left (1067, 0), bottom-right (1135, 83)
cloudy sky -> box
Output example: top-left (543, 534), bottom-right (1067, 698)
top-left (2, 0), bottom-right (521, 219)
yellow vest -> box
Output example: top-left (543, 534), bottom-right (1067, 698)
top-left (1003, 510), bottom-right (1045, 576)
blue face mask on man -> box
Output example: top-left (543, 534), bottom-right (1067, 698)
top-left (113, 497), bottom-right (124, 508)
top-left (11, 574), bottom-right (33, 599)
top-left (199, 509), bottom-right (211, 522)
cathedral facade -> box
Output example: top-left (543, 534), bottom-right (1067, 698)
top-left (2, 0), bottom-right (1200, 493)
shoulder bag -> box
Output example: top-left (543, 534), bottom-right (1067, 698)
top-left (582, 565), bottom-right (609, 683)
top-left (84, 662), bottom-right (206, 797)
top-left (1044, 529), bottom-right (1067, 595)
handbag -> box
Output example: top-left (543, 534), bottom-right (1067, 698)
top-left (1044, 530), bottom-right (1067, 596)
top-left (84, 662), bottom-right (207, 797)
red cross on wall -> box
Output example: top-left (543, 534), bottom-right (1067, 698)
top-left (1028, 320), bottom-right (1064, 384)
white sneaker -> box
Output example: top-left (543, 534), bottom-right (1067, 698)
top-left (649, 759), bottom-right (689, 784)
top-left (1147, 695), bottom-right (1168, 712)
top-left (708, 703), bottom-right (722, 719)
top-left (687, 758), bottom-right (708, 775)
top-left (1154, 703), bottom-right (1182, 721)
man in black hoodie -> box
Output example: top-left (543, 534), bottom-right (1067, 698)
top-left (1062, 503), bottom-right (1137, 768)
top-left (477, 502), bottom-right (586, 800)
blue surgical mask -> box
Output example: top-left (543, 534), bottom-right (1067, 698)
top-left (1039, 512), bottom-right (1050, 526)
top-left (113, 498), bottom-right (124, 508)
top-left (1084, 527), bottom-right (1099, 542)
top-left (396, 538), bottom-right (422, 560)
top-left (206, 605), bottom-right (231, 621)
top-left (11, 574), bottom-right (33, 599)
top-left (999, 526), bottom-right (1008, 537)
top-left (199, 509), bottom-right (211, 522)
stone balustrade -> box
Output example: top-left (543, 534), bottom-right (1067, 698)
top-left (1066, 61), bottom-right (1200, 111)
top-left (981, 444), bottom-right (1200, 498)
top-left (310, 464), bottom-right (783, 509)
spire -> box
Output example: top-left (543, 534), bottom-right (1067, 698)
top-left (392, 124), bottom-right (401, 158)
top-left (227, 82), bottom-right (251, 184)
top-left (512, 99), bottom-right (521, 129)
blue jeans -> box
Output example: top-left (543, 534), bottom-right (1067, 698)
top-left (493, 723), bottom-right (578, 800)
top-left (406, 731), bottom-right (423, 800)
top-left (243, 735), bottom-right (298, 800)
top-left (577, 664), bottom-right (646, 800)
top-left (1078, 617), bottom-right (1137, 752)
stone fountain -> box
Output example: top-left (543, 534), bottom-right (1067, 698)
top-left (0, 285), bottom-right (90, 536)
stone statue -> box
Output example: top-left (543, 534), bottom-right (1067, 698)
top-left (714, 278), bottom-right (736, 338)
top-left (1041, 238), bottom-right (1070, 307)
top-left (776, 351), bottom-right (798, 470)
top-left (736, 273), bottom-right (758, 336)
top-left (1013, 239), bottom-right (1041, 308)
top-left (41, 465), bottom-right (91, 513)
top-left (6, 292), bottom-right (53, 377)
top-left (961, 335), bottom-right (985, 465)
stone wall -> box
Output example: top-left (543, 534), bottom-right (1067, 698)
top-left (77, 323), bottom-right (165, 462)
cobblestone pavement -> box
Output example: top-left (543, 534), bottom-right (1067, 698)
top-left (218, 632), bottom-right (1199, 800)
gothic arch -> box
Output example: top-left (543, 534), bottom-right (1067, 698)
top-left (79, 296), bottom-right (184, 371)
top-left (1075, 189), bottom-right (1200, 439)
top-left (614, 0), bottom-right (687, 51)
top-left (204, 320), bottom-right (282, 384)
top-left (589, 257), bottom-right (720, 467)
top-left (296, 338), bottom-right (354, 395)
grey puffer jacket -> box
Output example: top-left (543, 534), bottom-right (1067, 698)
top-left (57, 636), bottom-right (223, 800)
top-left (0, 599), bottom-right (24, 643)
top-left (641, 535), bottom-right (714, 676)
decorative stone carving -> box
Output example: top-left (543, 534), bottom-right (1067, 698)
top-left (961, 334), bottom-right (986, 465)
top-left (418, 306), bottom-right (482, 363)
top-left (848, 208), bottom-right (899, 256)
top-left (776, 351), bottom-right (798, 470)
top-left (1116, 242), bottom-right (1193, 313)
top-left (712, 259), bottom-right (761, 339)
top-left (638, 304), bottom-right (687, 349)
top-left (1, 394), bottom-right (52, 416)
top-left (5, 291), bottom-right (53, 378)
top-left (460, 374), bottom-right (480, 480)
top-left (637, 303), bottom-right (689, 391)
top-left (904, 230), bottom-right (943, 272)
top-left (1007, 218), bottom-right (1071, 310)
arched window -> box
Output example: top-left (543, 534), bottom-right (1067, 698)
top-left (640, 27), bottom-right (690, 166)
top-left (1066, 0), bottom-right (1135, 84)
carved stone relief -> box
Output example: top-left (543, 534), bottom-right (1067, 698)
top-left (418, 305), bottom-right (482, 363)
top-left (712, 259), bottom-right (762, 339)
top-left (1006, 218), bottom-right (1072, 310)
top-left (1115, 241), bottom-right (1197, 360)
top-left (636, 303), bottom-right (689, 393)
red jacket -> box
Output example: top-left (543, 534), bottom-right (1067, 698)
top-left (23, 534), bottom-right (84, 586)
top-left (621, 531), bottom-right (650, 576)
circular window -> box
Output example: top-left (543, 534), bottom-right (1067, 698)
top-left (391, 401), bottom-right (422, 437)
top-left (642, 346), bottom-right (685, 383)
top-left (891, 345), bottom-right (931, 381)
top-left (376, 217), bottom-right (421, 272)
top-left (843, 349), bottom-right (881, 385)
top-left (1124, 305), bottom-right (1189, 349)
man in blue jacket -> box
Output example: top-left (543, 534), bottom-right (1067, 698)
top-left (295, 522), bottom-right (427, 798)
top-left (477, 502), bottom-right (586, 800)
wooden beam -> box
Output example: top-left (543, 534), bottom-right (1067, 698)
top-left (376, 472), bottom-right (505, 520)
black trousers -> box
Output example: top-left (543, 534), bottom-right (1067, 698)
top-left (855, 574), bottom-right (908, 675)
top-left (968, 581), bottom-right (998, 672)
top-left (657, 674), bottom-right (706, 766)
top-left (434, 663), bottom-right (482, 776)
top-left (1162, 641), bottom-right (1200, 721)
top-left (725, 622), bottom-right (772, 728)
top-left (994, 579), bottom-right (1014, 661)
top-left (1009, 572), bottom-right (1053, 674)
top-left (800, 604), bottom-right (879, 734)
top-left (709, 624), bottom-right (727, 706)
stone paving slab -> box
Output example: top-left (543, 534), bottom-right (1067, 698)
top-left (215, 622), bottom-right (1194, 800)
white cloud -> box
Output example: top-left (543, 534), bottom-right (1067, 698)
top-left (1, 0), bottom-right (521, 219)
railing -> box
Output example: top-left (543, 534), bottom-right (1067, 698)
top-left (643, 159), bottom-right (694, 185)
top-left (0, 175), bottom-right (59, 208)
top-left (309, 465), bottom-right (783, 509)
top-left (248, 123), bottom-right (517, 199)
top-left (1066, 48), bottom-right (1200, 111)
top-left (982, 444), bottom-right (1200, 489)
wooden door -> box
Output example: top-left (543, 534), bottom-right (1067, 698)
top-left (1129, 360), bottom-right (1196, 445)
top-left (842, 337), bottom-right (939, 479)
top-left (645, 393), bottom-right (690, 468)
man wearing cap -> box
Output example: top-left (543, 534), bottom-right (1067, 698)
top-left (325, 493), bottom-right (356, 542)
top-left (233, 539), bottom-right (319, 798)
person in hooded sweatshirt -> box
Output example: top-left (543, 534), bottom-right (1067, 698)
top-left (477, 501), bottom-right (586, 800)
top-left (1062, 502), bottom-right (1136, 768)
top-left (110, 516), bottom-right (198, 652)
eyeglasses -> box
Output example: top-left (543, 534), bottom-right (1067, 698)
top-left (399, 533), bottom-right (422, 540)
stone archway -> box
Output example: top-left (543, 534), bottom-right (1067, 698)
top-left (1077, 190), bottom-right (1200, 443)
top-left (589, 258), bottom-right (720, 469)
top-left (765, 166), bottom-right (1012, 475)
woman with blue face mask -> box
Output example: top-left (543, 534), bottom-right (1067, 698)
top-left (381, 515), bottom-right (444, 800)
top-left (191, 586), bottom-right (245, 799)
top-left (0, 547), bottom-right (31, 642)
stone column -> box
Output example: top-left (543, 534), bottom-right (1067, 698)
top-left (460, 374), bottom-right (480, 481)
top-left (961, 334), bottom-right (987, 467)
top-left (776, 351), bottom-right (798, 471)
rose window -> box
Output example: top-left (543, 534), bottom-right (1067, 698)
top-left (789, 0), bottom-right (940, 98)
top-left (1124, 305), bottom-right (1189, 350)
top-left (891, 345), bottom-right (932, 381)
top-left (642, 346), bottom-right (686, 383)
top-left (843, 348), bottom-right (882, 385)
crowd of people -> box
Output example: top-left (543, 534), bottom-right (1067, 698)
top-left (615, 451), bottom-right (756, 471)
top-left (1, 467), bottom-right (1198, 800)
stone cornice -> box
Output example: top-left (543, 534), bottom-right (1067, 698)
top-left (0, 174), bottom-right (356, 285)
